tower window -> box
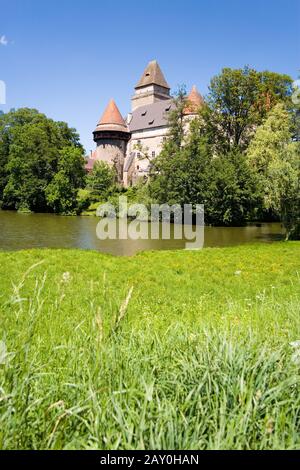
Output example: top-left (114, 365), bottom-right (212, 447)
top-left (152, 151), bottom-right (156, 158)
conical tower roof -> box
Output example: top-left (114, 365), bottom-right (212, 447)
top-left (184, 85), bottom-right (204, 114)
top-left (94, 99), bottom-right (129, 133)
top-left (135, 60), bottom-right (170, 90)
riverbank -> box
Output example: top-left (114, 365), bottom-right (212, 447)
top-left (0, 243), bottom-right (299, 449)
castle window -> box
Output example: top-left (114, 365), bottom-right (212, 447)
top-left (163, 136), bottom-right (167, 142)
top-left (152, 151), bottom-right (156, 158)
top-left (137, 140), bottom-right (141, 145)
top-left (137, 152), bottom-right (141, 158)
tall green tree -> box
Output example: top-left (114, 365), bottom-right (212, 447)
top-left (291, 76), bottom-right (300, 141)
top-left (149, 118), bottom-right (212, 207)
top-left (266, 143), bottom-right (299, 239)
top-left (0, 108), bottom-right (83, 211)
top-left (0, 128), bottom-right (10, 202)
top-left (207, 150), bottom-right (260, 226)
top-left (86, 161), bottom-right (116, 199)
top-left (45, 147), bottom-right (86, 214)
top-left (247, 103), bottom-right (299, 239)
top-left (150, 115), bottom-right (259, 225)
top-left (202, 67), bottom-right (293, 153)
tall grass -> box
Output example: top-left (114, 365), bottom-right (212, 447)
top-left (0, 244), bottom-right (299, 449)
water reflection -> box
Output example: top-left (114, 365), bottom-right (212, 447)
top-left (0, 211), bottom-right (285, 256)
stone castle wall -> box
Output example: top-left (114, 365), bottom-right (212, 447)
top-left (95, 139), bottom-right (127, 183)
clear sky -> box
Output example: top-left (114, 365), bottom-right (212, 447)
top-left (1, 0), bottom-right (299, 153)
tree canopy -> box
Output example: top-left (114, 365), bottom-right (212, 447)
top-left (149, 116), bottom-right (260, 226)
top-left (202, 67), bottom-right (293, 153)
top-left (0, 108), bottom-right (85, 213)
top-left (45, 147), bottom-right (86, 214)
top-left (247, 103), bottom-right (300, 239)
top-left (148, 70), bottom-right (297, 232)
top-left (86, 161), bottom-right (117, 199)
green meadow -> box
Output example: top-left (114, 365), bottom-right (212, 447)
top-left (0, 243), bottom-right (300, 449)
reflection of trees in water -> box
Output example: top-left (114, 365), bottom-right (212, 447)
top-left (0, 212), bottom-right (285, 256)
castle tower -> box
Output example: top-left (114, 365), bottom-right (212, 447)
top-left (131, 60), bottom-right (171, 111)
top-left (93, 99), bottom-right (131, 183)
top-left (184, 85), bottom-right (204, 115)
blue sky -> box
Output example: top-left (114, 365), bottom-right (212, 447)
top-left (1, 0), bottom-right (299, 153)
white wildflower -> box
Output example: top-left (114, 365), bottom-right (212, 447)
top-left (291, 351), bottom-right (300, 365)
top-left (290, 340), bottom-right (300, 365)
top-left (0, 341), bottom-right (7, 365)
top-left (61, 272), bottom-right (71, 284)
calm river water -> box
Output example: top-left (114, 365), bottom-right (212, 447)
top-left (0, 211), bottom-right (285, 256)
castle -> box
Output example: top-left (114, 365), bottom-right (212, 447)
top-left (86, 60), bottom-right (204, 186)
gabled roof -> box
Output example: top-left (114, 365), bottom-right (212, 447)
top-left (135, 60), bottom-right (170, 90)
top-left (94, 99), bottom-right (129, 133)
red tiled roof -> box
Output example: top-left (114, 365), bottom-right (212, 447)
top-left (98, 99), bottom-right (126, 126)
top-left (94, 99), bottom-right (129, 133)
top-left (184, 85), bottom-right (204, 114)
